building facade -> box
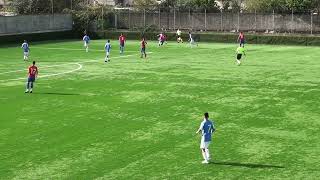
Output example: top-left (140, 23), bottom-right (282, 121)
top-left (94, 0), bottom-right (134, 6)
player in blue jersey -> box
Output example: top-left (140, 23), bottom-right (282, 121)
top-left (196, 112), bottom-right (215, 164)
top-left (104, 40), bottom-right (111, 62)
top-left (83, 34), bottom-right (90, 52)
top-left (21, 40), bottom-right (30, 61)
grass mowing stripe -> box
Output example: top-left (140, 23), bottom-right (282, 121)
top-left (0, 40), bottom-right (319, 179)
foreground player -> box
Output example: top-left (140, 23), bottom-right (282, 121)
top-left (21, 40), bottom-right (30, 61)
top-left (196, 112), bottom-right (215, 164)
top-left (104, 40), bottom-right (111, 62)
top-left (83, 34), bottom-right (90, 52)
top-left (141, 38), bottom-right (147, 58)
top-left (25, 61), bottom-right (38, 93)
top-left (119, 33), bottom-right (126, 54)
top-left (238, 31), bottom-right (245, 47)
top-left (236, 45), bottom-right (246, 65)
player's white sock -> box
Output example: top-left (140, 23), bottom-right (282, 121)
top-left (202, 150), bottom-right (208, 161)
top-left (205, 149), bottom-right (210, 160)
top-left (86, 47), bottom-right (88, 52)
top-left (25, 82), bottom-right (29, 91)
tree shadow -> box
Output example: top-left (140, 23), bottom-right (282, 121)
top-left (211, 161), bottom-right (284, 169)
top-left (35, 92), bottom-right (80, 96)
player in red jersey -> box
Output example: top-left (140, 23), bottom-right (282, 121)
top-left (238, 31), bottom-right (245, 47)
top-left (140, 38), bottom-right (147, 58)
top-left (25, 61), bottom-right (38, 93)
top-left (119, 33), bottom-right (126, 54)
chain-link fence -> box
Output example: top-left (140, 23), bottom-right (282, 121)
top-left (1, 1), bottom-right (319, 35)
top-left (109, 7), bottom-right (320, 34)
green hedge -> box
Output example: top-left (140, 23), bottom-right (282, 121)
top-left (1, 30), bottom-right (320, 46)
top-left (95, 31), bottom-right (320, 46)
top-left (0, 31), bottom-right (76, 46)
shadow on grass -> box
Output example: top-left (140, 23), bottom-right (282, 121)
top-left (35, 92), bottom-right (80, 96)
top-left (211, 161), bottom-right (284, 169)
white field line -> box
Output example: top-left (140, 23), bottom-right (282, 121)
top-left (0, 54), bottom-right (136, 75)
top-left (0, 63), bottom-right (82, 75)
top-left (0, 63), bottom-right (83, 82)
top-left (32, 47), bottom-right (142, 53)
top-left (0, 52), bottom-right (152, 82)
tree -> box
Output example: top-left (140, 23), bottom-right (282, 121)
top-left (244, 0), bottom-right (318, 12)
top-left (9, 0), bottom-right (70, 14)
top-left (133, 0), bottom-right (158, 7)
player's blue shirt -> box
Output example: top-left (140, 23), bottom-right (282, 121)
top-left (21, 42), bottom-right (29, 52)
top-left (83, 35), bottom-right (90, 43)
top-left (105, 43), bottom-right (111, 52)
top-left (200, 119), bottom-right (215, 142)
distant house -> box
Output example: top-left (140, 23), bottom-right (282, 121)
top-left (0, 0), bottom-right (5, 8)
top-left (93, 0), bottom-right (134, 6)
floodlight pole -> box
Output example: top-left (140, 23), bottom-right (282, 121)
top-left (254, 9), bottom-right (257, 32)
top-left (71, 0), bottom-right (72, 10)
top-left (143, 9), bottom-right (146, 28)
top-left (158, 7), bottom-right (161, 29)
top-left (311, 11), bottom-right (313, 35)
top-left (115, 10), bottom-right (117, 29)
top-left (291, 9), bottom-right (294, 33)
top-left (237, 10), bottom-right (240, 32)
top-left (51, 0), bottom-right (54, 14)
top-left (128, 8), bottom-right (131, 30)
top-left (220, 9), bottom-right (223, 32)
top-left (102, 6), bottom-right (104, 31)
top-left (173, 7), bottom-right (176, 30)
top-left (204, 9), bottom-right (207, 31)
top-left (188, 7), bottom-right (191, 30)
top-left (272, 9), bottom-right (275, 32)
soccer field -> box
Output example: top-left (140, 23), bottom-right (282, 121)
top-left (0, 40), bottom-right (319, 179)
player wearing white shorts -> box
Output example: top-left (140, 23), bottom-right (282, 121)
top-left (158, 33), bottom-right (165, 46)
top-left (188, 32), bottom-right (196, 48)
top-left (196, 112), bottom-right (215, 164)
top-left (104, 40), bottom-right (111, 62)
top-left (21, 40), bottom-right (30, 61)
top-left (83, 34), bottom-right (90, 52)
top-left (176, 29), bottom-right (183, 43)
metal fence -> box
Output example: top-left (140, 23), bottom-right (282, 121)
top-left (1, 1), bottom-right (319, 35)
top-left (112, 8), bottom-right (320, 34)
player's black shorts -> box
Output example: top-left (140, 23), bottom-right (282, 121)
top-left (237, 54), bottom-right (242, 60)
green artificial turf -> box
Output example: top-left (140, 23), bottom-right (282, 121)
top-left (0, 40), bottom-right (319, 179)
